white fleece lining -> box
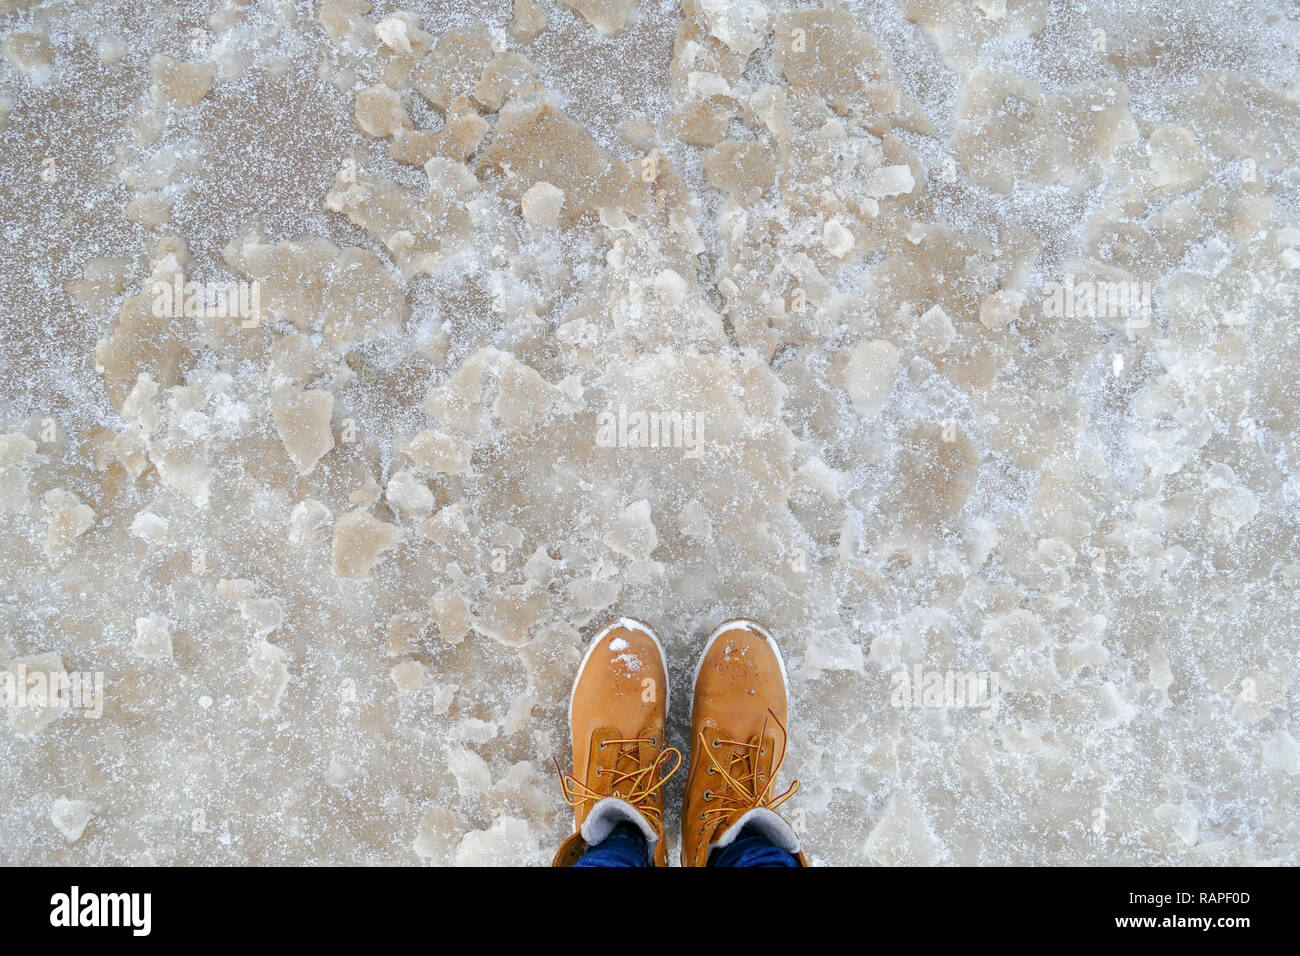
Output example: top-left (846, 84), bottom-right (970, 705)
top-left (711, 808), bottom-right (800, 855)
top-left (580, 797), bottom-right (658, 848)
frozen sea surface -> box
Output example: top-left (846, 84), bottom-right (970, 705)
top-left (1, 0), bottom-right (1298, 865)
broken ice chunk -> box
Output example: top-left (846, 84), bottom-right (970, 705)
top-left (149, 54), bottom-right (216, 109)
top-left (823, 219), bottom-right (855, 258)
top-left (331, 509), bottom-right (399, 578)
top-left (6, 652), bottom-right (66, 735)
top-left (454, 717), bottom-right (498, 744)
top-left (1153, 803), bottom-right (1200, 848)
top-left (216, 577), bottom-right (257, 603)
top-left (271, 385), bottom-right (335, 476)
top-left (414, 807), bottom-right (465, 862)
top-left (801, 631), bottom-right (866, 676)
top-left (492, 355), bottom-right (559, 430)
top-left (288, 499), bottom-right (331, 546)
top-left (520, 181), bottom-right (564, 228)
top-left (404, 429), bottom-right (471, 475)
top-left (916, 304), bottom-right (956, 354)
top-left (51, 798), bottom-right (93, 842)
top-left (447, 745), bottom-right (492, 800)
top-left (0, 433), bottom-right (37, 510)
top-left (375, 16), bottom-right (413, 54)
top-left (677, 500), bottom-right (714, 540)
top-left (601, 499), bottom-right (659, 560)
top-left (653, 268), bottom-right (689, 307)
top-left (390, 659), bottom-right (427, 694)
top-left (386, 469), bottom-right (435, 518)
top-left (432, 588), bottom-right (471, 643)
top-left (843, 340), bottom-right (899, 418)
top-left (862, 792), bottom-right (946, 865)
top-left (132, 613), bottom-right (174, 659)
top-left (239, 598), bottom-right (284, 638)
top-left (3, 32), bottom-right (53, 85)
top-left (558, 0), bottom-right (634, 35)
top-left (696, 0), bottom-right (768, 57)
top-left (523, 546), bottom-right (559, 586)
top-left (979, 290), bottom-right (1024, 330)
top-left (453, 816), bottom-right (538, 866)
top-left (476, 587), bottom-right (549, 647)
top-left (568, 577), bottom-right (619, 613)
top-left (43, 489), bottom-right (94, 556)
top-left (130, 510), bottom-right (169, 544)
top-left (247, 641), bottom-right (289, 717)
top-left (385, 611), bottom-right (427, 657)
top-left (355, 84), bottom-right (410, 138)
top-left (864, 164), bottom-right (915, 200)
top-left (510, 0), bottom-right (548, 42)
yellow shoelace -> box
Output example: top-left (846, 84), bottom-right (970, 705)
top-left (556, 736), bottom-right (683, 826)
top-left (698, 708), bottom-right (800, 823)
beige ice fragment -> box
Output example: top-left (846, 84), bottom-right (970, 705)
top-left (331, 508), bottom-right (399, 578)
top-left (453, 816), bottom-right (539, 866)
top-left (404, 429), bottom-right (471, 474)
top-left (477, 101), bottom-right (645, 225)
top-left (0, 433), bottom-right (37, 510)
top-left (916, 304), bottom-right (955, 353)
top-left (132, 612), bottom-right (174, 660)
top-left (390, 659), bottom-right (427, 694)
top-left (288, 499), bottom-right (331, 546)
top-left (271, 384), bottom-right (335, 476)
top-left (431, 588), bottom-right (472, 644)
top-left (410, 22), bottom-right (494, 110)
top-left (558, 0), bottom-right (634, 35)
top-left (6, 652), bottom-right (67, 735)
top-left (493, 354), bottom-right (560, 430)
top-left (247, 641), bottom-right (289, 718)
top-left (520, 182), bottom-right (564, 229)
top-left (51, 798), bottom-right (93, 842)
top-left (864, 164), bottom-right (915, 199)
top-left (843, 340), bottom-right (899, 418)
top-left (510, 0), bottom-right (548, 42)
top-left (149, 54), bottom-right (216, 109)
top-left (979, 290), bottom-right (1024, 330)
top-left (862, 791), bottom-right (947, 865)
top-left (602, 499), bottom-right (659, 560)
top-left (3, 32), bottom-right (53, 85)
top-left (386, 469), bottom-right (435, 518)
top-left (43, 489), bottom-right (94, 556)
top-left (414, 807), bottom-right (466, 862)
top-left (355, 84), bottom-right (410, 138)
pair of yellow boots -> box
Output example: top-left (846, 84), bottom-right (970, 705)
top-left (553, 618), bottom-right (805, 867)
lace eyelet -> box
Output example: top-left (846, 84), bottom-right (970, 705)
top-left (648, 737), bottom-right (657, 747)
top-left (595, 768), bottom-right (603, 778)
top-left (599, 741), bottom-right (607, 750)
top-left (699, 812), bottom-right (708, 820)
top-left (707, 766), bottom-right (716, 775)
top-left (711, 738), bottom-right (721, 750)
top-left (703, 790), bottom-right (713, 801)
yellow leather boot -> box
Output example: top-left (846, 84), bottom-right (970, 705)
top-left (552, 618), bottom-right (681, 866)
top-left (681, 618), bottom-right (806, 866)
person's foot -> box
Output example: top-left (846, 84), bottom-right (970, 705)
top-left (552, 618), bottom-right (681, 867)
top-left (681, 618), bottom-right (805, 866)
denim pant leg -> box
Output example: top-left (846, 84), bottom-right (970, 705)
top-left (707, 824), bottom-right (802, 867)
top-left (572, 821), bottom-right (651, 867)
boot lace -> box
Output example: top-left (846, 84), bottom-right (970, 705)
top-left (698, 708), bottom-right (800, 823)
top-left (555, 737), bottom-right (682, 827)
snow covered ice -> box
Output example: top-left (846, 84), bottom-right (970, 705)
top-left (1, 0), bottom-right (1299, 866)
